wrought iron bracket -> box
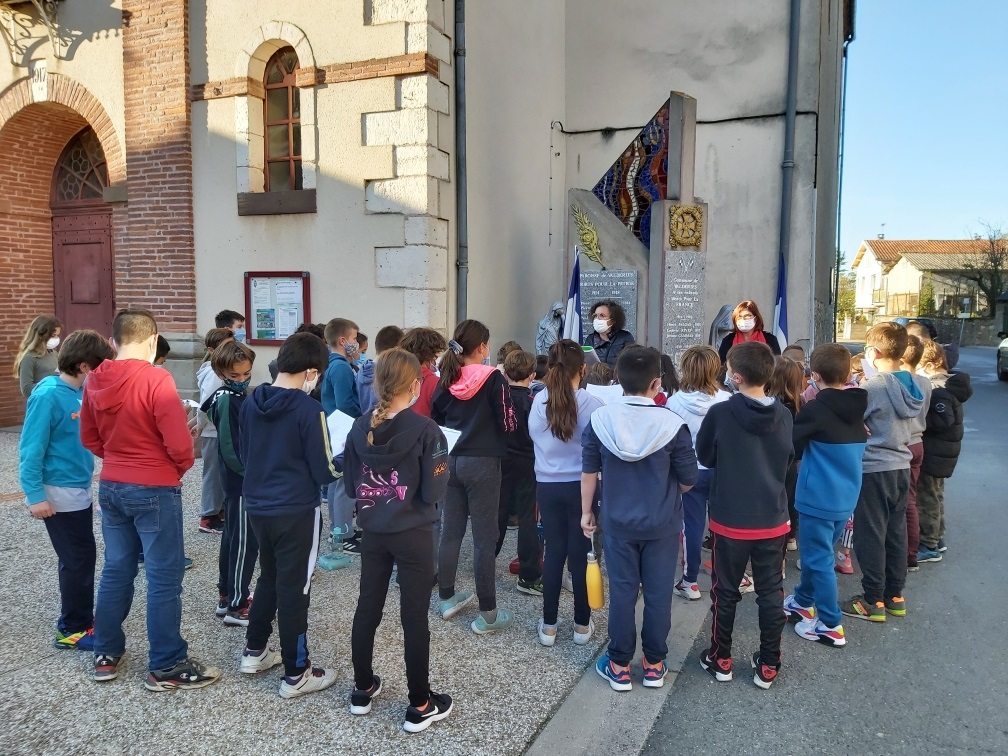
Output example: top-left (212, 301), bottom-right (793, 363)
top-left (0, 0), bottom-right (63, 65)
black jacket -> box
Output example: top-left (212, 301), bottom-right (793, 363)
top-left (506, 384), bottom-right (534, 465)
top-left (921, 372), bottom-right (972, 478)
top-left (717, 331), bottom-right (782, 365)
top-left (584, 328), bottom-right (634, 368)
top-left (202, 387), bottom-right (246, 497)
top-left (696, 393), bottom-right (794, 538)
top-left (343, 409), bottom-right (449, 534)
top-left (431, 367), bottom-right (516, 457)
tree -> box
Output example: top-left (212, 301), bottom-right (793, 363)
top-left (959, 222), bottom-right (1008, 317)
top-left (837, 270), bottom-right (856, 320)
top-left (918, 277), bottom-right (936, 315)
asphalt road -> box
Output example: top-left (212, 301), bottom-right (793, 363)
top-left (644, 347), bottom-right (1008, 755)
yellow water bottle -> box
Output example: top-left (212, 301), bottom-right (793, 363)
top-left (586, 551), bottom-right (605, 610)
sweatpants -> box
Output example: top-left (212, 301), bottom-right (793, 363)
top-left (853, 469), bottom-right (909, 605)
top-left (906, 442), bottom-right (923, 563)
top-left (352, 527), bottom-right (433, 708)
top-left (786, 461), bottom-right (799, 540)
top-left (495, 459), bottom-right (541, 583)
top-left (439, 455), bottom-right (501, 612)
top-left (199, 436), bottom-right (224, 518)
top-left (43, 506), bottom-right (96, 634)
top-left (246, 507), bottom-right (321, 677)
top-left (326, 477), bottom-right (355, 536)
top-left (604, 531), bottom-right (678, 666)
top-left (217, 494), bottom-right (259, 609)
top-left (793, 513), bottom-right (848, 627)
top-left (708, 533), bottom-right (787, 667)
top-left (539, 481), bottom-right (590, 627)
top-left (917, 473), bottom-right (946, 551)
top-left (680, 469), bottom-right (712, 583)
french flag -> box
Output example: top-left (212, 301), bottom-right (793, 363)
top-left (773, 251), bottom-right (788, 346)
top-left (561, 250), bottom-right (582, 343)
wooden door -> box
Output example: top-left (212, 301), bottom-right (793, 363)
top-left (52, 209), bottom-right (114, 336)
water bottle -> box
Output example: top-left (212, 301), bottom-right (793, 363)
top-left (586, 551), bottom-right (605, 610)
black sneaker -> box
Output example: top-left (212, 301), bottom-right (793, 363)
top-left (517, 577), bottom-right (544, 596)
top-left (199, 515), bottom-right (224, 534)
top-left (343, 535), bottom-right (363, 556)
top-left (404, 691), bottom-right (453, 733)
top-left (144, 657), bottom-right (221, 692)
top-left (93, 654), bottom-right (124, 682)
top-left (349, 675), bottom-right (382, 716)
top-left (699, 650), bottom-right (732, 682)
top-left (215, 594), bottom-right (228, 618)
top-left (751, 652), bottom-right (780, 690)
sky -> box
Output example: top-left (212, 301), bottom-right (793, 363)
top-left (839, 0), bottom-right (1008, 264)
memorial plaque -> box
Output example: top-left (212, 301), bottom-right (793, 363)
top-left (580, 269), bottom-right (639, 340)
top-left (662, 249), bottom-right (705, 363)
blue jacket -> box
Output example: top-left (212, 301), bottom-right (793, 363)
top-left (321, 351), bottom-right (361, 418)
top-left (581, 397), bottom-right (698, 540)
top-left (240, 384), bottom-right (337, 516)
top-left (355, 358), bottom-right (377, 414)
top-left (792, 387), bottom-right (868, 520)
top-left (19, 375), bottom-right (93, 504)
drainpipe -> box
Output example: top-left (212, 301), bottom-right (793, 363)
top-left (454, 0), bottom-right (468, 323)
top-left (777, 0), bottom-right (800, 338)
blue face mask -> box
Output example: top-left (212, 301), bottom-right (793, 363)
top-left (224, 377), bottom-right (251, 393)
top-left (233, 328), bottom-right (247, 343)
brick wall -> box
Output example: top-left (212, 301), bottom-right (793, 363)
top-left (120, 0), bottom-right (195, 332)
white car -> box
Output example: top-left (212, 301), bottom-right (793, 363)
top-left (998, 333), bottom-right (1008, 381)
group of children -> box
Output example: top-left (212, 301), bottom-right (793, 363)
top-left (19, 307), bottom-right (971, 729)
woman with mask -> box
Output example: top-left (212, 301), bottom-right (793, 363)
top-left (584, 300), bottom-right (634, 368)
top-left (717, 300), bottom-right (782, 366)
top-left (14, 315), bottom-right (62, 397)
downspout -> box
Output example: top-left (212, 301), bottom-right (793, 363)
top-left (834, 18), bottom-right (855, 335)
top-left (777, 0), bottom-right (800, 340)
top-left (454, 0), bottom-right (468, 323)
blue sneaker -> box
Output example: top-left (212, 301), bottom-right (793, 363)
top-left (595, 655), bottom-right (632, 692)
top-left (470, 609), bottom-right (513, 635)
top-left (54, 628), bottom-right (94, 651)
top-left (642, 659), bottom-right (668, 688)
top-left (184, 557), bottom-right (194, 570)
top-left (439, 591), bottom-right (474, 620)
top-left (917, 548), bottom-right (942, 563)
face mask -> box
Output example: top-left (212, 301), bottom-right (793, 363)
top-left (147, 338), bottom-right (158, 365)
top-left (592, 318), bottom-right (609, 334)
top-left (809, 378), bottom-right (819, 392)
top-left (302, 371), bottom-right (319, 394)
top-left (724, 373), bottom-right (737, 392)
top-left (225, 378), bottom-right (251, 393)
top-left (355, 354), bottom-right (367, 367)
top-left (233, 328), bottom-right (247, 343)
top-left (407, 392), bottom-right (420, 408)
top-left (46, 337), bottom-right (60, 350)
top-left (344, 340), bottom-right (359, 357)
top-left (737, 318), bottom-right (756, 333)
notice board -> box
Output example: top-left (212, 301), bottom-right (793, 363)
top-left (244, 271), bottom-right (312, 346)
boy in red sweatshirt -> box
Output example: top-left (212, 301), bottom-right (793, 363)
top-left (81, 308), bottom-right (219, 691)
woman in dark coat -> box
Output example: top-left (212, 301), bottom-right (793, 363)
top-left (583, 300), bottom-right (634, 368)
top-left (717, 299), bottom-right (782, 365)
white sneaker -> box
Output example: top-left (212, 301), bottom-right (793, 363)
top-left (238, 647), bottom-right (281, 674)
top-left (279, 666), bottom-right (338, 699)
top-left (794, 617), bottom-right (846, 647)
top-left (562, 571), bottom-right (574, 593)
top-left (674, 579), bottom-right (702, 600)
top-left (573, 619), bottom-right (595, 645)
top-left (739, 574), bottom-right (755, 594)
top-left (538, 618), bottom-right (557, 647)
top-left (786, 538), bottom-right (797, 552)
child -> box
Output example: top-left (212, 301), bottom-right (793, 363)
top-left (901, 335), bottom-right (931, 571)
top-left (530, 354), bottom-right (549, 395)
top-left (782, 344), bottom-right (867, 647)
top-left (355, 332), bottom-right (369, 369)
top-left (496, 350), bottom-right (543, 595)
top-left (81, 309), bottom-right (216, 690)
top-left (321, 318), bottom-right (363, 559)
top-left (400, 327), bottom-right (448, 419)
top-left (529, 340), bottom-right (604, 646)
top-left (432, 319), bottom-right (517, 635)
top-left (666, 345), bottom-right (730, 601)
top-left (496, 340), bottom-right (523, 371)
top-left (19, 329), bottom-right (115, 650)
top-left (768, 356), bottom-right (804, 551)
top-left (695, 341), bottom-right (792, 689)
top-left (583, 346), bottom-right (697, 691)
top-left (584, 362), bottom-right (613, 387)
top-left (14, 315), bottom-right (61, 397)
top-left (203, 340), bottom-right (259, 625)
top-left (196, 327), bottom-right (236, 534)
top-left (215, 309), bottom-right (246, 342)
top-left (344, 348), bottom-right (454, 733)
top-left (653, 353), bottom-right (679, 406)
top-left (154, 335), bottom-right (171, 365)
top-left (357, 325), bottom-right (404, 414)
top-left (842, 322), bottom-right (923, 623)
top-left (916, 341), bottom-right (972, 562)
top-left (237, 332), bottom-right (337, 697)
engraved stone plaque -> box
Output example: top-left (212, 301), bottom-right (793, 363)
top-left (580, 269), bottom-right (639, 341)
top-left (662, 249), bottom-right (705, 363)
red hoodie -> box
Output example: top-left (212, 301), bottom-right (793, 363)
top-left (80, 359), bottom-right (194, 486)
top-left (412, 364), bottom-right (439, 419)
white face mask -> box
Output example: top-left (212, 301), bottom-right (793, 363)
top-left (737, 317), bottom-right (756, 333)
top-left (302, 371), bottom-right (319, 394)
top-left (46, 336), bottom-right (60, 350)
top-left (592, 318), bottom-right (609, 334)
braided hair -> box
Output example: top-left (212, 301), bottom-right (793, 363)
top-left (368, 348), bottom-right (422, 445)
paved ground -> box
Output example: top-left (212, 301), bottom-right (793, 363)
top-left (645, 347), bottom-right (1008, 755)
top-left (0, 431), bottom-right (607, 755)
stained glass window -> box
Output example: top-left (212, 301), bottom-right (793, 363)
top-left (263, 48), bottom-right (302, 192)
top-left (53, 128), bottom-right (108, 205)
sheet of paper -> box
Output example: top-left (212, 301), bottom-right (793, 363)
top-left (439, 426), bottom-right (462, 454)
top-left (277, 306), bottom-right (299, 339)
top-left (327, 410), bottom-right (356, 457)
top-left (860, 357), bottom-right (878, 381)
top-left (585, 383), bottom-right (625, 404)
top-left (274, 279), bottom-right (302, 306)
top-left (250, 278), bottom-right (272, 309)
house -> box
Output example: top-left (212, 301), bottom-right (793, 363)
top-left (852, 239), bottom-right (989, 319)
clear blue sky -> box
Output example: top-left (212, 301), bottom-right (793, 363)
top-left (839, 0), bottom-right (1008, 263)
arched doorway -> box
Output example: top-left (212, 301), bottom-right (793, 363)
top-left (50, 127), bottom-right (114, 336)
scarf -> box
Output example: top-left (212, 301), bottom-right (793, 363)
top-left (732, 329), bottom-right (767, 346)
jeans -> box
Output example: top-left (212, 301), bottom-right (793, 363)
top-left (217, 494), bottom-right (259, 609)
top-left (353, 527), bottom-right (433, 707)
top-left (199, 436), bottom-right (224, 517)
top-left (906, 442), bottom-right (923, 561)
top-left (917, 473), bottom-right (945, 551)
top-left (495, 460), bottom-right (541, 582)
top-left (853, 469), bottom-right (909, 604)
top-left (43, 506), bottom-right (96, 634)
top-left (793, 513), bottom-right (848, 627)
top-left (681, 469), bottom-right (712, 583)
top-left (93, 482), bottom-right (188, 672)
top-left (327, 477), bottom-right (355, 536)
top-left (538, 481), bottom-right (591, 627)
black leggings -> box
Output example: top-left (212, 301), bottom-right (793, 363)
top-left (538, 481), bottom-right (591, 627)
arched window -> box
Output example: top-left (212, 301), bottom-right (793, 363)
top-left (263, 47), bottom-right (302, 192)
top-left (52, 128), bottom-right (109, 206)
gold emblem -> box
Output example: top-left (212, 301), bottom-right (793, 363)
top-left (669, 205), bottom-right (703, 248)
top-left (571, 205), bottom-right (603, 267)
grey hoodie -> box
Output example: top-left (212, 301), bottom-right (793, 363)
top-left (907, 373), bottom-right (932, 445)
top-left (197, 361), bottom-right (223, 438)
top-left (862, 371), bottom-right (925, 473)
top-left (665, 389), bottom-right (731, 470)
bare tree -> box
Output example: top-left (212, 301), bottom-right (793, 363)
top-left (960, 221), bottom-right (1008, 316)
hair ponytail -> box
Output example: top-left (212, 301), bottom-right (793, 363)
top-left (367, 348), bottom-right (421, 445)
top-left (543, 339), bottom-right (584, 442)
top-left (438, 319), bottom-right (490, 391)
